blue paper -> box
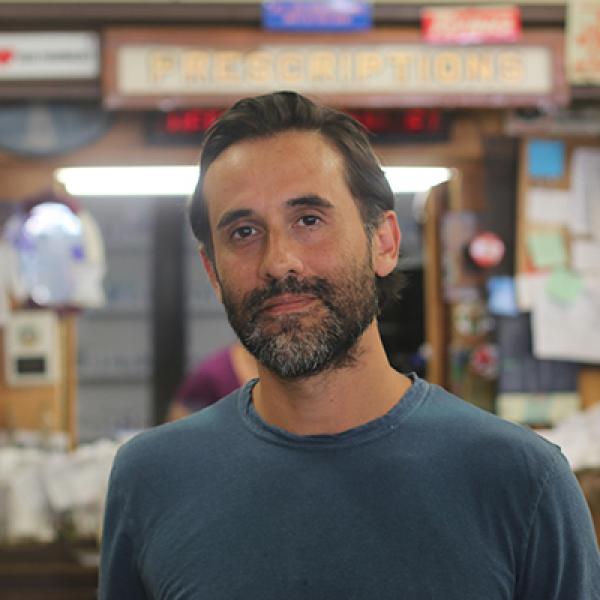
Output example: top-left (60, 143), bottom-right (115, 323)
top-left (262, 1), bottom-right (372, 32)
top-left (527, 139), bottom-right (565, 179)
top-left (487, 276), bottom-right (518, 317)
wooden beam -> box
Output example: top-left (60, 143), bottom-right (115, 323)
top-left (424, 182), bottom-right (448, 387)
top-left (0, 3), bottom-right (566, 26)
top-left (579, 368), bottom-right (600, 409)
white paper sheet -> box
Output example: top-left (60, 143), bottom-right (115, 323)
top-left (570, 147), bottom-right (600, 236)
top-left (532, 277), bottom-right (600, 363)
top-left (515, 272), bottom-right (548, 311)
top-left (526, 187), bottom-right (571, 225)
top-left (572, 239), bottom-right (600, 273)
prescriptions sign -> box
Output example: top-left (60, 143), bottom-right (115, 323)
top-left (103, 28), bottom-right (567, 108)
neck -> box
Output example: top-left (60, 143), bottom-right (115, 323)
top-left (251, 322), bottom-right (412, 436)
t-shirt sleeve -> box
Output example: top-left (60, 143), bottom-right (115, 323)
top-left (515, 452), bottom-right (600, 599)
top-left (98, 458), bottom-right (148, 600)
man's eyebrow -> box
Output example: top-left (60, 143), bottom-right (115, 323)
top-left (216, 196), bottom-right (333, 230)
top-left (216, 208), bottom-right (254, 230)
top-left (287, 195), bottom-right (335, 210)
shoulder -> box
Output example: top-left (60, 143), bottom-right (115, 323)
top-left (112, 388), bottom-right (241, 483)
top-left (417, 380), bottom-right (565, 484)
top-left (412, 381), bottom-right (579, 558)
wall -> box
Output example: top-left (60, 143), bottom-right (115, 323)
top-left (0, 109), bottom-right (503, 202)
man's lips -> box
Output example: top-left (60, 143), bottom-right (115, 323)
top-left (259, 294), bottom-right (317, 315)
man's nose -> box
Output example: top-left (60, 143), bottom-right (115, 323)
top-left (259, 230), bottom-right (304, 280)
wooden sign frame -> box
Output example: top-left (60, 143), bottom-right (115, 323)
top-left (103, 27), bottom-right (569, 109)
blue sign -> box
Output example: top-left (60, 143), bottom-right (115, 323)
top-left (527, 139), bottom-right (565, 180)
top-left (262, 1), bottom-right (372, 32)
top-left (487, 277), bottom-right (519, 317)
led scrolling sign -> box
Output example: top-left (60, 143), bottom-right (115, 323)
top-left (146, 107), bottom-right (449, 145)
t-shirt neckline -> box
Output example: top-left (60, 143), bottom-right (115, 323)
top-left (238, 373), bottom-right (429, 449)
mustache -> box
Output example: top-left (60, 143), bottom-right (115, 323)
top-left (244, 276), bottom-right (335, 317)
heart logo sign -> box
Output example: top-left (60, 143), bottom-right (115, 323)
top-left (0, 49), bottom-right (14, 64)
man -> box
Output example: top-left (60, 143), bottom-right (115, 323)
top-left (100, 91), bottom-right (600, 599)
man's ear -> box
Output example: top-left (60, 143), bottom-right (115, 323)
top-left (200, 247), bottom-right (222, 302)
top-left (372, 210), bottom-right (401, 277)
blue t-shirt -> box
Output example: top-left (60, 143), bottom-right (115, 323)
top-left (100, 376), bottom-right (600, 599)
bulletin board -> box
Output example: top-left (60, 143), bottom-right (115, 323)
top-left (516, 137), bottom-right (600, 408)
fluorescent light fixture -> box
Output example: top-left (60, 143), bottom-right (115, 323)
top-left (383, 167), bottom-right (451, 193)
top-left (55, 166), bottom-right (200, 197)
top-left (55, 165), bottom-right (451, 196)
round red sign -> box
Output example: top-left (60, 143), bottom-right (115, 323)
top-left (469, 231), bottom-right (505, 269)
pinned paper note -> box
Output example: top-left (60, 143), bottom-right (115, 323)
top-left (487, 276), bottom-right (518, 316)
top-left (546, 269), bottom-right (584, 304)
top-left (572, 239), bottom-right (600, 273)
top-left (526, 188), bottom-right (570, 225)
top-left (515, 273), bottom-right (547, 311)
top-left (527, 139), bottom-right (565, 179)
top-left (532, 280), bottom-right (600, 363)
top-left (527, 231), bottom-right (567, 269)
top-left (570, 147), bottom-right (600, 236)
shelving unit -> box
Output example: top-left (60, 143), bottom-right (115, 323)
top-left (73, 195), bottom-right (238, 436)
top-left (76, 196), bottom-right (156, 442)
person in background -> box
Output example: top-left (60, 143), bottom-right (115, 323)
top-left (100, 91), bottom-right (600, 599)
top-left (166, 342), bottom-right (257, 421)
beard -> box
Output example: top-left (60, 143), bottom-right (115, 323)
top-left (219, 253), bottom-right (379, 380)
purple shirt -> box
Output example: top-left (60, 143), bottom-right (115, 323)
top-left (175, 347), bottom-right (241, 411)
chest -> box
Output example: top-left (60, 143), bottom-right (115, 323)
top-left (137, 464), bottom-right (517, 600)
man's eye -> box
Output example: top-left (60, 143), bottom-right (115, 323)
top-left (298, 215), bottom-right (321, 227)
top-left (231, 225), bottom-right (256, 240)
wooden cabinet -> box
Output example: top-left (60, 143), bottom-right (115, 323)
top-left (0, 542), bottom-right (98, 600)
top-left (0, 315), bottom-right (77, 448)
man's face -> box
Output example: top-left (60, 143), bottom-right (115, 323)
top-left (201, 130), bottom-right (385, 379)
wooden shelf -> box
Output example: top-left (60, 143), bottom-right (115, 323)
top-left (0, 541), bottom-right (98, 600)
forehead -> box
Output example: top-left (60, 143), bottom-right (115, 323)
top-left (201, 130), bottom-right (351, 215)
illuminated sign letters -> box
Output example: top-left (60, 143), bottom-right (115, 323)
top-left (104, 28), bottom-right (567, 108)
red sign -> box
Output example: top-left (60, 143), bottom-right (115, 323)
top-left (0, 49), bottom-right (14, 64)
top-left (165, 109), bottom-right (223, 133)
top-left (421, 6), bottom-right (521, 45)
top-left (469, 232), bottom-right (505, 269)
top-left (146, 107), bottom-right (449, 145)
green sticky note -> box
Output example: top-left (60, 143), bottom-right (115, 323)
top-left (546, 269), bottom-right (583, 304)
top-left (527, 231), bottom-right (567, 269)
